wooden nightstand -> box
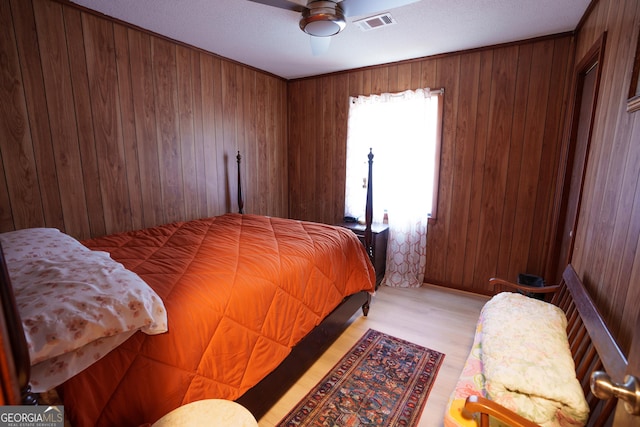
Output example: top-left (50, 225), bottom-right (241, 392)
top-left (337, 222), bottom-right (389, 288)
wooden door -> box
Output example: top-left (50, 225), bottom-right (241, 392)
top-left (611, 308), bottom-right (640, 425)
top-left (547, 34), bottom-right (606, 283)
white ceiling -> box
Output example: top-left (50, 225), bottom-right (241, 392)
top-left (69, 0), bottom-right (591, 80)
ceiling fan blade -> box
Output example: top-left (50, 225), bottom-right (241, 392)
top-left (339, 0), bottom-right (420, 17)
top-left (310, 35), bottom-right (331, 56)
top-left (246, 0), bottom-right (307, 13)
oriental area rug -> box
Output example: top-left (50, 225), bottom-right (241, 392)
top-left (277, 329), bottom-right (445, 427)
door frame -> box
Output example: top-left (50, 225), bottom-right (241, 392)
top-left (545, 33), bottom-right (607, 283)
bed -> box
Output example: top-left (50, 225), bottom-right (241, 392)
top-left (0, 152), bottom-right (377, 426)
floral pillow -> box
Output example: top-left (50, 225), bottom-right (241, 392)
top-left (0, 228), bottom-right (168, 368)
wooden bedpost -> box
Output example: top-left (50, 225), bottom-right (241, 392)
top-left (237, 151), bottom-right (244, 214)
top-left (364, 149), bottom-right (374, 263)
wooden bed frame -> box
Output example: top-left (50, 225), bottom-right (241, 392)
top-left (0, 150), bottom-right (376, 420)
top-left (235, 149), bottom-right (374, 417)
top-left (464, 264), bottom-right (628, 427)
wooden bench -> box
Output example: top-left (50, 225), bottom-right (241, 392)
top-left (458, 264), bottom-right (627, 427)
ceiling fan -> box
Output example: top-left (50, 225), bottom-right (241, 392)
top-left (247, 0), bottom-right (421, 55)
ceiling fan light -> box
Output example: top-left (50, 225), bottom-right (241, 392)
top-left (299, 2), bottom-right (346, 37)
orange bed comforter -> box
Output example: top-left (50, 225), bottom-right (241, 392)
top-left (59, 214), bottom-right (375, 426)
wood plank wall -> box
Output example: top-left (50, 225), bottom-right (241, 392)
top-left (288, 35), bottom-right (574, 295)
top-left (569, 0), bottom-right (640, 353)
top-left (0, 0), bottom-right (288, 240)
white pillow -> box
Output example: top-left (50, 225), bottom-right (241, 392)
top-left (0, 228), bottom-right (168, 368)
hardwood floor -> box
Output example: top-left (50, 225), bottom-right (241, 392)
top-left (257, 284), bottom-right (490, 426)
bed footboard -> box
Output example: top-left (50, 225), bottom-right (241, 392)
top-left (236, 290), bottom-right (370, 419)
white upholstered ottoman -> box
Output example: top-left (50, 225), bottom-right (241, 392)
top-left (152, 399), bottom-right (258, 427)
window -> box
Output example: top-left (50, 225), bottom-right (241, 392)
top-left (344, 88), bottom-right (443, 288)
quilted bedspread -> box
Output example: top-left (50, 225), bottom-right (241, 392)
top-left (446, 292), bottom-right (589, 427)
top-left (481, 293), bottom-right (589, 426)
top-left (59, 214), bottom-right (376, 427)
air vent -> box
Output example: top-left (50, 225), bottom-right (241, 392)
top-left (354, 13), bottom-right (397, 32)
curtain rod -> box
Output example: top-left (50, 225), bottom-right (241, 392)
top-left (352, 88), bottom-right (445, 100)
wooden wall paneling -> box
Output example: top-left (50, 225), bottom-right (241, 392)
top-left (293, 78), bottom-right (310, 220)
top-left (266, 74), bottom-right (278, 216)
top-left (370, 67), bottom-right (388, 96)
top-left (387, 65), bottom-right (399, 93)
top-left (221, 60), bottom-right (238, 213)
top-left (569, 0), bottom-right (640, 352)
top-left (507, 41), bottom-right (554, 281)
top-left (595, 0), bottom-right (640, 335)
top-left (152, 37), bottom-right (183, 225)
top-left (84, 13), bottom-right (133, 236)
top-left (198, 55), bottom-right (219, 217)
top-left (410, 62), bottom-right (422, 90)
top-left (304, 79), bottom-right (320, 221)
top-left (35, 1), bottom-right (91, 238)
top-left (319, 77), bottom-right (334, 223)
top-left (0, 0), bottom-right (43, 231)
top-left (471, 46), bottom-right (518, 289)
top-left (360, 69), bottom-right (372, 96)
top-left (432, 55), bottom-right (460, 286)
top-left (255, 72), bottom-right (269, 215)
top-left (604, 117), bottom-right (639, 339)
top-left (238, 67), bottom-right (247, 215)
top-left (128, 30), bottom-right (164, 228)
top-left (613, 119), bottom-right (640, 351)
top-left (287, 80), bottom-right (302, 219)
top-left (270, 77), bottom-right (280, 217)
top-left (241, 67), bottom-right (256, 215)
top-left (445, 52), bottom-right (481, 287)
top-left (460, 50), bottom-right (493, 291)
top-left (65, 7), bottom-right (108, 237)
top-left (278, 75), bottom-right (289, 217)
top-left (189, 51), bottom-right (207, 220)
top-left (359, 69), bottom-right (372, 95)
top-left (540, 36), bottom-right (575, 283)
top-left (533, 37), bottom-right (573, 278)
top-left (419, 59), bottom-right (437, 89)
top-left (113, 23), bottom-right (144, 232)
top-left (0, 165), bottom-right (12, 231)
top-left (332, 74), bottom-right (349, 224)
top-left (287, 37), bottom-right (570, 294)
top-left (495, 43), bottom-right (532, 281)
top-left (176, 45), bottom-right (199, 221)
top-left (278, 78), bottom-right (287, 217)
top-left (574, 5), bottom-right (625, 278)
top-left (348, 72), bottom-right (364, 97)
top-left (8, 0), bottom-right (63, 232)
top-left (2, 0), bottom-right (289, 239)
top-left (236, 65), bottom-right (248, 215)
top-left (254, 69), bottom-right (268, 217)
top-left (295, 78), bottom-right (318, 221)
top-left (211, 57), bottom-right (226, 216)
top-left (395, 63), bottom-right (412, 92)
top-left (617, 121), bottom-right (640, 350)
top-left (577, 0), bottom-right (635, 302)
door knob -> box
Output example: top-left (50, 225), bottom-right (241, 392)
top-left (590, 371), bottom-right (640, 415)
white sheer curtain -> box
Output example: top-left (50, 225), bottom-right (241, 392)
top-left (345, 88), bottom-right (440, 288)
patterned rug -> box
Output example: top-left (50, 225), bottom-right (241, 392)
top-left (277, 329), bottom-right (445, 426)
